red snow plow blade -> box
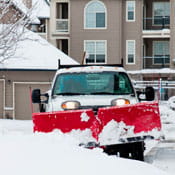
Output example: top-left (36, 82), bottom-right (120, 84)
top-left (32, 109), bottom-right (100, 140)
top-left (32, 101), bottom-right (161, 141)
top-left (98, 101), bottom-right (161, 134)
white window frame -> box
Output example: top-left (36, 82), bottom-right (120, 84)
top-left (126, 40), bottom-right (135, 64)
top-left (126, 1), bottom-right (135, 22)
top-left (84, 0), bottom-right (107, 29)
top-left (84, 40), bottom-right (107, 64)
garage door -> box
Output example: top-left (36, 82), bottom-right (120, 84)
top-left (0, 80), bottom-right (4, 118)
top-left (14, 83), bottom-right (50, 120)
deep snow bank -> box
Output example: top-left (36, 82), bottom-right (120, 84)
top-left (0, 119), bottom-right (169, 175)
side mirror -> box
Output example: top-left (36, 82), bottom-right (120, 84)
top-left (32, 89), bottom-right (41, 103)
top-left (145, 86), bottom-right (155, 101)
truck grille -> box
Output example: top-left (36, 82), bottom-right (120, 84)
top-left (79, 105), bottom-right (111, 114)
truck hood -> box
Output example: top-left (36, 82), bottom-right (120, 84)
top-left (46, 95), bottom-right (138, 112)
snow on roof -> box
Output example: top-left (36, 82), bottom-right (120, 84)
top-left (0, 29), bottom-right (79, 70)
top-left (32, 0), bottom-right (50, 19)
top-left (12, 0), bottom-right (28, 14)
top-left (12, 0), bottom-right (40, 24)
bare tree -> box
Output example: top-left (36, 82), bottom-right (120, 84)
top-left (0, 0), bottom-right (37, 63)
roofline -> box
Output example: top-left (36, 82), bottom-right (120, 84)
top-left (0, 68), bottom-right (57, 71)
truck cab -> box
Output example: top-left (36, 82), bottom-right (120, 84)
top-left (32, 65), bottom-right (154, 113)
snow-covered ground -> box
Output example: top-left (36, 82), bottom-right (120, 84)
top-left (0, 101), bottom-right (174, 175)
top-left (150, 101), bottom-right (175, 175)
top-left (160, 102), bottom-right (175, 135)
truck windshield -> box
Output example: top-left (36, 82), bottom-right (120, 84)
top-left (52, 72), bottom-right (134, 95)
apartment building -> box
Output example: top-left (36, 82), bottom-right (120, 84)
top-left (48, 0), bottom-right (175, 82)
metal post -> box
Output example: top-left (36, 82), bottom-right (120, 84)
top-left (162, 16), bottom-right (165, 29)
top-left (158, 78), bottom-right (162, 101)
top-left (58, 59), bottom-right (60, 69)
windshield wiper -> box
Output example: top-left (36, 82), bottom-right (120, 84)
top-left (90, 92), bottom-right (116, 95)
top-left (55, 92), bottom-right (85, 95)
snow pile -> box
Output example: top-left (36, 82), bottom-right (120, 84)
top-left (0, 120), bottom-right (168, 175)
top-left (0, 119), bottom-right (33, 135)
top-left (0, 102), bottom-right (174, 175)
top-left (99, 120), bottom-right (135, 145)
top-left (63, 129), bottom-right (96, 144)
top-left (159, 101), bottom-right (175, 141)
top-left (98, 120), bottom-right (163, 146)
top-left (160, 101), bottom-right (175, 124)
top-left (167, 96), bottom-right (175, 111)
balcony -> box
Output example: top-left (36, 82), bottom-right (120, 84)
top-left (56, 19), bottom-right (69, 33)
top-left (143, 55), bottom-right (170, 69)
top-left (143, 17), bottom-right (170, 38)
top-left (143, 16), bottom-right (170, 30)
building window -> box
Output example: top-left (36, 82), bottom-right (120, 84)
top-left (126, 1), bottom-right (135, 21)
top-left (84, 40), bottom-right (106, 63)
top-left (153, 2), bottom-right (170, 25)
top-left (56, 39), bottom-right (69, 55)
top-left (153, 41), bottom-right (169, 64)
top-left (84, 0), bottom-right (106, 29)
top-left (126, 40), bottom-right (135, 64)
top-left (56, 2), bottom-right (69, 32)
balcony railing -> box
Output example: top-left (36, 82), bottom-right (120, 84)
top-left (143, 16), bottom-right (170, 30)
top-left (143, 55), bottom-right (170, 69)
top-left (56, 19), bottom-right (69, 32)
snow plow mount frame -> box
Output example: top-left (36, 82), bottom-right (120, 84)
top-left (82, 141), bottom-right (145, 161)
top-left (103, 141), bottom-right (145, 161)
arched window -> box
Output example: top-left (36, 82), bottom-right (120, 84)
top-left (85, 0), bottom-right (106, 29)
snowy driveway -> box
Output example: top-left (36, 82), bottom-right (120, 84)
top-left (145, 140), bottom-right (175, 175)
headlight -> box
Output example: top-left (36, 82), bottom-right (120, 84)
top-left (61, 101), bottom-right (80, 110)
top-left (111, 98), bottom-right (130, 106)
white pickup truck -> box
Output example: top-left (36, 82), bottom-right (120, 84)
top-left (32, 64), bottom-right (159, 161)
